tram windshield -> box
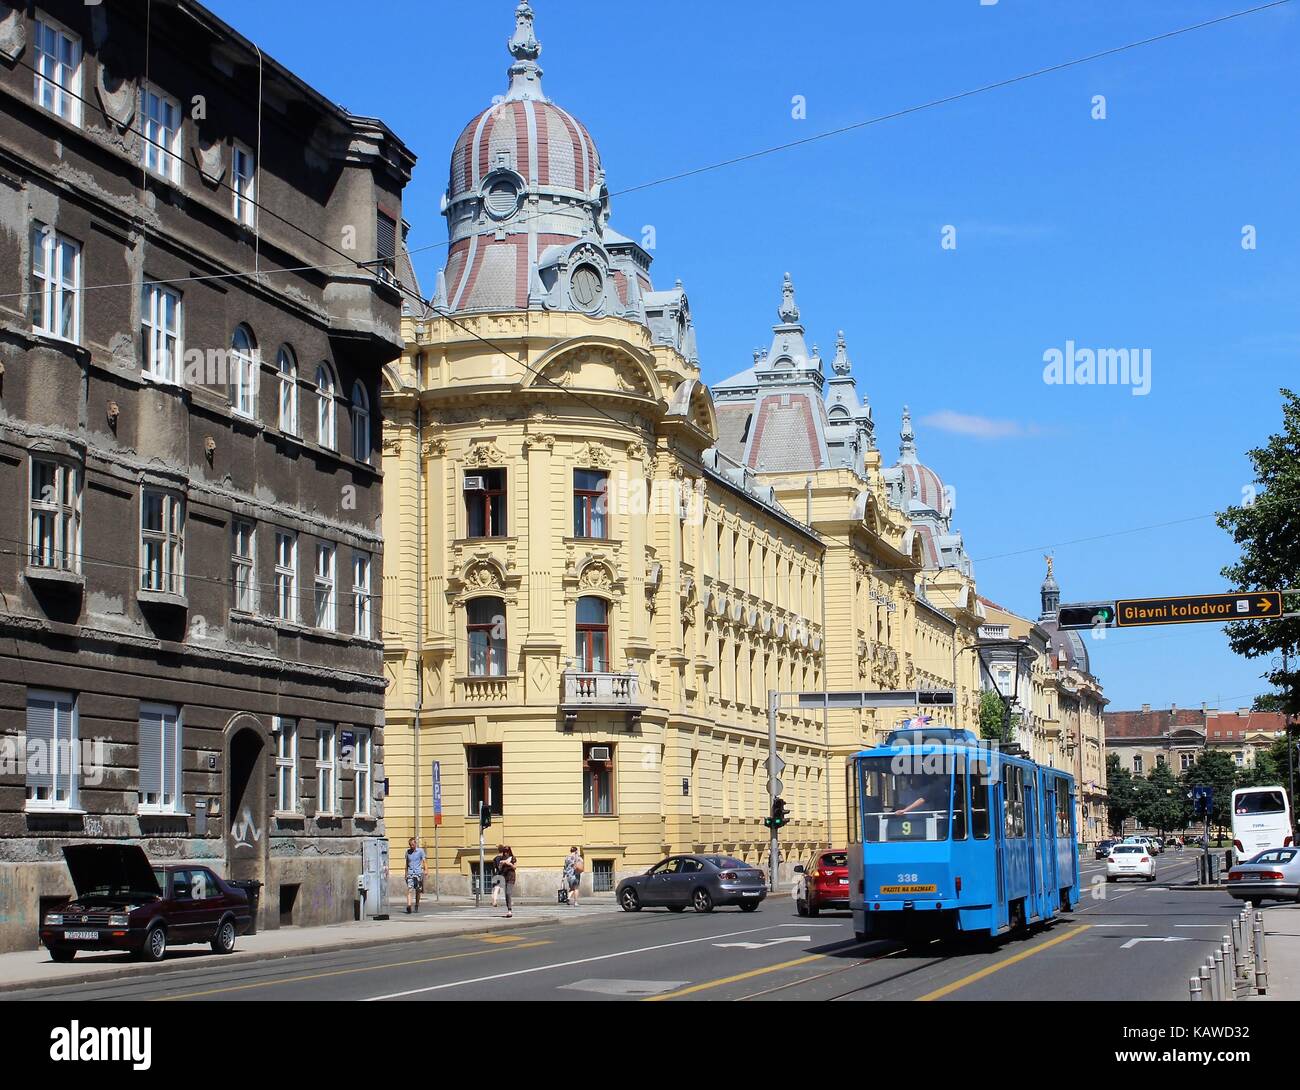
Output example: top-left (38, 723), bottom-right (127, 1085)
top-left (859, 757), bottom-right (952, 842)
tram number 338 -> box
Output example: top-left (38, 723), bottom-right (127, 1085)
top-left (897, 873), bottom-right (919, 883)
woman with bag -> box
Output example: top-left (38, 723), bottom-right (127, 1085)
top-left (497, 845), bottom-right (517, 917)
top-left (564, 846), bottom-right (584, 907)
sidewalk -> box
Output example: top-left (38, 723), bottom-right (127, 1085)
top-left (0, 896), bottom-right (619, 994)
top-left (1243, 902), bottom-right (1300, 1001)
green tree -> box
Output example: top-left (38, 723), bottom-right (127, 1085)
top-left (1182, 750), bottom-right (1239, 836)
top-left (1254, 693), bottom-right (1286, 712)
top-left (1138, 763), bottom-right (1188, 835)
top-left (978, 689), bottom-right (1008, 742)
top-left (1106, 752), bottom-right (1138, 831)
top-left (1217, 388), bottom-right (1300, 715)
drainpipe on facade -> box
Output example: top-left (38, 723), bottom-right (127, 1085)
top-left (414, 404), bottom-right (423, 843)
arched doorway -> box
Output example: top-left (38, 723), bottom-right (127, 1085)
top-left (224, 716), bottom-right (268, 892)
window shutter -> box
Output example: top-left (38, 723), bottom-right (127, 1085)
top-left (165, 712), bottom-right (182, 802)
top-left (26, 695), bottom-right (56, 792)
top-left (139, 707), bottom-right (163, 798)
top-left (375, 211), bottom-right (397, 262)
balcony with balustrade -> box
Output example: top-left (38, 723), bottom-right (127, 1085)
top-left (561, 669), bottom-right (645, 730)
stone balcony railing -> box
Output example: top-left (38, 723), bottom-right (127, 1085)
top-left (562, 670), bottom-right (644, 728)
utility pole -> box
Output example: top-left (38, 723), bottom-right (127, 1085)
top-left (767, 690), bottom-right (781, 892)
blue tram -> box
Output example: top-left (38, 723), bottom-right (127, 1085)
top-left (847, 726), bottom-right (1079, 942)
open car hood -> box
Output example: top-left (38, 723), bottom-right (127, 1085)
top-left (62, 844), bottom-right (162, 899)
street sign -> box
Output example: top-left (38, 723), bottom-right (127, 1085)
top-left (1056, 603), bottom-right (1117, 631)
top-left (1114, 591), bottom-right (1282, 628)
top-left (766, 753), bottom-right (786, 777)
top-left (432, 761), bottom-right (442, 827)
top-left (767, 777), bottom-right (783, 798)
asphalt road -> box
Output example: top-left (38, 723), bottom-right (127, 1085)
top-left (2, 852), bottom-right (1244, 1002)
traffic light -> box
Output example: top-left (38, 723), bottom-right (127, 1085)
top-left (770, 797), bottom-right (789, 829)
top-left (1056, 604), bottom-right (1117, 631)
top-left (479, 800), bottom-right (492, 830)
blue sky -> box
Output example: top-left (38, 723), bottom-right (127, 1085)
top-left (207, 0), bottom-right (1299, 711)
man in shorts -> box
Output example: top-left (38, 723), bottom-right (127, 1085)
top-left (405, 837), bottom-right (427, 913)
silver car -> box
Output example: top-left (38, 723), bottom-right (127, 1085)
top-left (1227, 847), bottom-right (1300, 905)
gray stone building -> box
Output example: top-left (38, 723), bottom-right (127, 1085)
top-left (0, 0), bottom-right (414, 950)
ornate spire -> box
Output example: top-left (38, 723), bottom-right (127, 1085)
top-left (505, 2), bottom-right (546, 102)
top-left (777, 271), bottom-right (800, 323)
top-left (1040, 554), bottom-right (1060, 618)
top-left (899, 404), bottom-right (916, 460)
top-left (831, 330), bottom-right (851, 375)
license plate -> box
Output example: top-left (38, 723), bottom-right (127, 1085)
top-left (839, 878), bottom-right (849, 885)
top-left (65, 930), bottom-right (99, 941)
top-left (880, 884), bottom-right (937, 894)
top-left (742, 891), bottom-right (761, 897)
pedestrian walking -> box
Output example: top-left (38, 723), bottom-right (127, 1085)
top-left (497, 845), bottom-right (517, 917)
top-left (564, 845), bottom-right (584, 907)
top-left (490, 847), bottom-right (505, 909)
top-left (404, 837), bottom-right (427, 914)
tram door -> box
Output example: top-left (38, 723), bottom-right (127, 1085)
top-left (1024, 771), bottom-right (1040, 920)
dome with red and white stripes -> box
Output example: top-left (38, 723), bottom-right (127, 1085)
top-left (438, 2), bottom-right (613, 315)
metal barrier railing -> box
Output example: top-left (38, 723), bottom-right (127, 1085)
top-left (1190, 905), bottom-right (1268, 1000)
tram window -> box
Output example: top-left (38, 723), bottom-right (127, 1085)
top-left (952, 755), bottom-right (968, 841)
top-left (847, 760), bottom-right (860, 844)
top-left (1056, 776), bottom-right (1071, 837)
top-left (1005, 766), bottom-right (1025, 839)
top-left (970, 763), bottom-right (990, 840)
top-left (858, 757), bottom-right (951, 842)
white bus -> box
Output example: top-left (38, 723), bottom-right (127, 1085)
top-left (1231, 786), bottom-right (1293, 864)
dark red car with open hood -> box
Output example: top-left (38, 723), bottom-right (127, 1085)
top-left (40, 844), bottom-right (252, 963)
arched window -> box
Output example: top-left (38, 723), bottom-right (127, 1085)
top-left (315, 363), bottom-right (336, 450)
top-left (575, 596), bottom-right (608, 673)
top-left (276, 346), bottom-right (298, 435)
top-left (467, 597), bottom-right (506, 676)
top-left (351, 380), bottom-right (370, 463)
top-left (230, 325), bottom-right (257, 417)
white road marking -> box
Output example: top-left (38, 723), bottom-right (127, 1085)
top-left (1120, 936), bottom-right (1193, 949)
top-left (558, 979), bottom-right (688, 996)
top-left (362, 923), bottom-right (785, 1001)
top-left (714, 935), bottom-right (812, 951)
top-left (1093, 923), bottom-right (1149, 927)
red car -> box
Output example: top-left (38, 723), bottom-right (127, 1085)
top-left (794, 849), bottom-right (850, 916)
top-left (41, 844), bottom-right (252, 963)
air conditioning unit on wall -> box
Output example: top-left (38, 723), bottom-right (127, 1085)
top-left (589, 746), bottom-right (611, 763)
top-left (463, 475), bottom-right (486, 491)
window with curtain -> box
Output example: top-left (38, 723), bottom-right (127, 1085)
top-left (315, 363), bottom-right (336, 450)
top-left (575, 596), bottom-right (608, 672)
top-left (351, 381), bottom-right (370, 463)
top-left (467, 597), bottom-right (506, 676)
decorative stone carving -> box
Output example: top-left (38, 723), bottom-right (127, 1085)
top-left (95, 63), bottom-right (136, 133)
top-left (193, 139), bottom-right (226, 188)
top-left (575, 442), bottom-right (611, 469)
top-left (624, 440), bottom-right (647, 461)
top-left (523, 432), bottom-right (555, 452)
top-left (579, 562), bottom-right (613, 591)
top-left (0, 3), bottom-right (25, 64)
top-left (467, 563), bottom-right (503, 590)
top-left (422, 436), bottom-right (448, 457)
top-left (464, 441), bottom-right (506, 467)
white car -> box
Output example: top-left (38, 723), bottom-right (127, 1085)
top-left (1123, 835), bottom-right (1159, 855)
top-left (1107, 844), bottom-right (1156, 882)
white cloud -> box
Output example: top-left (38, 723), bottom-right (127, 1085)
top-left (920, 410), bottom-right (1046, 440)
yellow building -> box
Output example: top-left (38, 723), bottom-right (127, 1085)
top-left (379, 4), bottom-right (1100, 892)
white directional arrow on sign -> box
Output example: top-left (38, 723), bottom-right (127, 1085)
top-left (1120, 936), bottom-right (1192, 950)
top-left (714, 935), bottom-right (811, 951)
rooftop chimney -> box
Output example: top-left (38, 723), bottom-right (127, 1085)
top-left (1141, 703), bottom-right (1151, 714)
top-left (1171, 703), bottom-right (1178, 715)
top-left (1201, 702), bottom-right (1207, 712)
top-left (1238, 708), bottom-right (1251, 717)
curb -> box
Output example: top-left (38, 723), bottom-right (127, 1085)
top-left (0, 915), bottom-right (562, 995)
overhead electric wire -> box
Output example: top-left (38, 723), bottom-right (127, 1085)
top-left (3, 0), bottom-right (1290, 303)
